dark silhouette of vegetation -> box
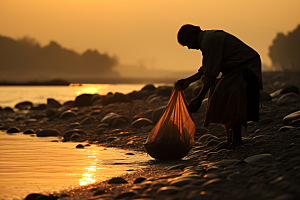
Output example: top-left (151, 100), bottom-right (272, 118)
top-left (269, 24), bottom-right (300, 71)
top-left (0, 35), bottom-right (119, 83)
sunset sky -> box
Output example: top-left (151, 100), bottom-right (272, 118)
top-left (1, 0), bottom-right (299, 73)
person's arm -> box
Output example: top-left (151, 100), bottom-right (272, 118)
top-left (175, 69), bottom-right (204, 90)
top-left (188, 83), bottom-right (209, 113)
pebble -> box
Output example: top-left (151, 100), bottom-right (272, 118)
top-left (156, 186), bottom-right (180, 195)
top-left (244, 153), bottom-right (274, 163)
top-left (279, 126), bottom-right (296, 131)
top-left (108, 177), bottom-right (128, 184)
top-left (36, 129), bottom-right (60, 137)
top-left (6, 126), bottom-right (20, 133)
top-left (101, 113), bottom-right (118, 124)
top-left (60, 110), bottom-right (77, 119)
top-left (23, 129), bottom-right (35, 135)
top-left (131, 118), bottom-right (153, 128)
top-left (277, 92), bottom-right (299, 106)
top-left (283, 110), bottom-right (300, 125)
top-left (80, 117), bottom-right (95, 125)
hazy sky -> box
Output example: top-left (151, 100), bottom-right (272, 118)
top-left (1, 0), bottom-right (299, 72)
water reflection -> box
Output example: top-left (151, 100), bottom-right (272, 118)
top-left (74, 84), bottom-right (109, 95)
top-left (0, 132), bottom-right (151, 200)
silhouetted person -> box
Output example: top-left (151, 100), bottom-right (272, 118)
top-left (176, 24), bottom-right (262, 150)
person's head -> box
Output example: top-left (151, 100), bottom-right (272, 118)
top-left (177, 24), bottom-right (201, 49)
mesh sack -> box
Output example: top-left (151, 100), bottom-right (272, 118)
top-left (144, 85), bottom-right (195, 160)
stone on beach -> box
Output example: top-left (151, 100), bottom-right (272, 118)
top-left (108, 177), bottom-right (128, 184)
top-left (101, 113), bottom-right (118, 124)
top-left (74, 93), bottom-right (93, 107)
top-left (131, 118), bottom-right (153, 128)
top-left (47, 98), bottom-right (61, 108)
top-left (283, 110), bottom-right (300, 125)
top-left (80, 116), bottom-right (95, 125)
top-left (15, 101), bottom-right (33, 110)
top-left (244, 153), bottom-right (274, 163)
top-left (141, 84), bottom-right (156, 91)
top-left (277, 92), bottom-right (299, 106)
top-left (23, 129), bottom-right (35, 135)
top-left (6, 126), bottom-right (20, 133)
top-left (36, 129), bottom-right (60, 137)
top-left (60, 110), bottom-right (77, 119)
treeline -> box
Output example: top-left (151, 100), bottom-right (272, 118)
top-left (269, 24), bottom-right (300, 71)
top-left (0, 35), bottom-right (119, 83)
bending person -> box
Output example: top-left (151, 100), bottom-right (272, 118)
top-left (176, 24), bottom-right (262, 150)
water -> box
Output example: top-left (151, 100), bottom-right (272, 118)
top-left (0, 84), bottom-right (169, 109)
top-left (0, 131), bottom-right (151, 200)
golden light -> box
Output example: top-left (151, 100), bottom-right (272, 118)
top-left (79, 166), bottom-right (97, 186)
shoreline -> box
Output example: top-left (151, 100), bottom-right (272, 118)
top-left (1, 71), bottom-right (300, 200)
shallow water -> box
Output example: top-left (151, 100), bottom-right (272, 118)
top-left (0, 131), bottom-right (151, 200)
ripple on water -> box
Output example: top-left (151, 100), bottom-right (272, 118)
top-left (0, 131), bottom-right (151, 200)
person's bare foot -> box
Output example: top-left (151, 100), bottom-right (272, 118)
top-left (227, 141), bottom-right (244, 150)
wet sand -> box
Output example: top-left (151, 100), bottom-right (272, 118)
top-left (1, 71), bottom-right (300, 200)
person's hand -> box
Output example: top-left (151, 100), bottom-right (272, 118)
top-left (188, 96), bottom-right (202, 113)
top-left (175, 79), bottom-right (190, 90)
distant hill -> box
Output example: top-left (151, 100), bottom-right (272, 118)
top-left (0, 35), bottom-right (119, 83)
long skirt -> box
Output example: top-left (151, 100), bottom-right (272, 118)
top-left (203, 66), bottom-right (260, 131)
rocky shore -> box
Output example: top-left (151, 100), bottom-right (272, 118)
top-left (1, 71), bottom-right (300, 200)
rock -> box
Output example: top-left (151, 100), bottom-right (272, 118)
top-left (74, 93), bottom-right (93, 107)
top-left (3, 107), bottom-right (14, 112)
top-left (93, 189), bottom-right (106, 196)
top-left (156, 186), bottom-right (180, 195)
top-left (283, 110), bottom-right (300, 125)
top-left (60, 110), bottom-right (77, 119)
top-left (277, 92), bottom-right (299, 106)
top-left (259, 118), bottom-right (274, 125)
top-left (111, 117), bottom-right (127, 128)
top-left (23, 129), bottom-right (35, 135)
top-left (202, 178), bottom-right (222, 187)
top-left (62, 101), bottom-right (75, 109)
top-left (46, 109), bottom-right (57, 118)
top-left (68, 122), bottom-right (80, 129)
top-left (31, 104), bottom-right (47, 110)
top-left (76, 144), bottom-right (84, 148)
top-left (279, 126), bottom-right (296, 131)
top-left (289, 119), bottom-right (300, 126)
top-left (63, 129), bottom-right (85, 139)
top-left (6, 127), bottom-right (20, 133)
top-left (47, 98), bottom-right (61, 108)
top-left (151, 106), bottom-right (166, 123)
top-left (131, 118), bottom-right (153, 128)
top-left (115, 191), bottom-right (137, 199)
top-left (36, 129), bottom-right (60, 137)
top-left (148, 97), bottom-right (163, 105)
top-left (102, 92), bottom-right (132, 105)
top-left (141, 84), bottom-right (156, 91)
top-left (101, 113), bottom-right (118, 124)
top-left (15, 101), bottom-right (33, 110)
top-left (80, 117), bottom-right (95, 125)
top-left (134, 177), bottom-right (147, 184)
top-left (281, 85), bottom-right (299, 95)
top-left (132, 109), bottom-right (153, 122)
top-left (244, 153), bottom-right (274, 163)
top-left (156, 86), bottom-right (173, 97)
top-left (24, 193), bottom-right (40, 200)
top-left (260, 91), bottom-right (272, 101)
top-left (215, 159), bottom-right (240, 167)
top-left (108, 177), bottom-right (128, 184)
top-left (197, 134), bottom-right (218, 143)
top-left (167, 164), bottom-right (188, 170)
top-left (91, 94), bottom-right (102, 104)
top-left (90, 110), bottom-right (101, 115)
top-left (170, 178), bottom-right (194, 187)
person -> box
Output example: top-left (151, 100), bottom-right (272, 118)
top-left (176, 24), bottom-right (263, 150)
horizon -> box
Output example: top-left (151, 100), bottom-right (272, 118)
top-left (1, 0), bottom-right (299, 76)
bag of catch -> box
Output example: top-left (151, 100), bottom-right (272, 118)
top-left (144, 85), bottom-right (195, 160)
